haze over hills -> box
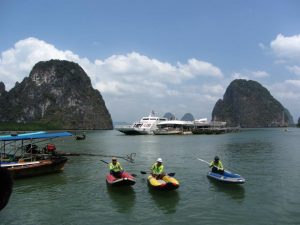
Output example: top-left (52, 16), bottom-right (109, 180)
top-left (0, 60), bottom-right (113, 130)
top-left (212, 79), bottom-right (294, 128)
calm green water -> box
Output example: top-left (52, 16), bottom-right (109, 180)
top-left (1, 129), bottom-right (300, 225)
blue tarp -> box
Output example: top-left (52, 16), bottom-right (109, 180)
top-left (0, 131), bottom-right (73, 141)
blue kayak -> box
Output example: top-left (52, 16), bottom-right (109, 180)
top-left (207, 170), bottom-right (245, 184)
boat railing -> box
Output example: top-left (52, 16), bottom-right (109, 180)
top-left (1, 142), bottom-right (60, 163)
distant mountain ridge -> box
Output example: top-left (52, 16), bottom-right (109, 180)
top-left (212, 79), bottom-right (294, 127)
top-left (181, 113), bottom-right (194, 121)
top-left (0, 59), bottom-right (113, 130)
top-left (163, 112), bottom-right (176, 120)
top-left (163, 112), bottom-right (195, 121)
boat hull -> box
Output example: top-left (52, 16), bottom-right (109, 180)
top-left (115, 127), bottom-right (144, 135)
top-left (115, 113), bottom-right (167, 135)
top-left (106, 172), bottom-right (136, 186)
top-left (2, 157), bottom-right (68, 179)
top-left (153, 130), bottom-right (183, 135)
top-left (147, 175), bottom-right (179, 190)
top-left (207, 171), bottom-right (245, 184)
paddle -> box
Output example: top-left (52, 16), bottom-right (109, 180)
top-left (100, 159), bottom-right (137, 177)
top-left (197, 158), bottom-right (222, 170)
top-left (57, 152), bottom-right (136, 163)
top-left (140, 171), bottom-right (175, 177)
top-left (100, 159), bottom-right (109, 164)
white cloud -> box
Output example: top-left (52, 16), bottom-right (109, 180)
top-left (270, 34), bottom-right (300, 83)
top-left (231, 72), bottom-right (249, 80)
top-left (178, 58), bottom-right (223, 78)
top-left (0, 37), bottom-right (224, 121)
top-left (287, 65), bottom-right (300, 76)
top-left (284, 79), bottom-right (300, 88)
top-left (231, 70), bottom-right (269, 80)
top-left (252, 70), bottom-right (269, 78)
top-left (0, 37), bottom-right (80, 89)
top-left (202, 84), bottom-right (224, 95)
top-left (269, 80), bottom-right (300, 121)
top-left (270, 33), bottom-right (300, 61)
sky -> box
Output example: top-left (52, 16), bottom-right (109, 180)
top-left (0, 0), bottom-right (300, 123)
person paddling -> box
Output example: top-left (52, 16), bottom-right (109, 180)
top-left (209, 156), bottom-right (224, 174)
top-left (109, 157), bottom-right (123, 178)
top-left (151, 158), bottom-right (165, 179)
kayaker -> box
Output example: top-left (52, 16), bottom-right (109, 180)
top-left (109, 157), bottom-right (123, 178)
top-left (151, 158), bottom-right (165, 179)
top-left (209, 156), bottom-right (224, 174)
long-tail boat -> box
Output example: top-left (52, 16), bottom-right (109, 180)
top-left (0, 131), bottom-right (72, 179)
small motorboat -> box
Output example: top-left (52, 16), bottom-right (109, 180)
top-left (147, 175), bottom-right (179, 190)
top-left (207, 170), bottom-right (245, 184)
top-left (75, 134), bottom-right (86, 140)
top-left (106, 171), bottom-right (136, 186)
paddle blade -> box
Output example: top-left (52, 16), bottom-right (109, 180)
top-left (140, 171), bottom-right (147, 174)
top-left (197, 158), bottom-right (210, 165)
top-left (100, 159), bottom-right (109, 164)
top-left (168, 173), bottom-right (175, 177)
top-left (131, 174), bottom-right (137, 177)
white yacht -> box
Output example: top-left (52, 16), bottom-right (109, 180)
top-left (153, 120), bottom-right (194, 135)
top-left (115, 113), bottom-right (167, 135)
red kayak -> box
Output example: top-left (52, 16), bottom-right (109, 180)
top-left (106, 171), bottom-right (136, 186)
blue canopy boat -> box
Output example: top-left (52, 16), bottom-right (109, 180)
top-left (0, 131), bottom-right (72, 179)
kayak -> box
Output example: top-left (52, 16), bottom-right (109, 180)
top-left (147, 175), bottom-right (179, 190)
top-left (207, 170), bottom-right (245, 184)
top-left (106, 171), bottom-right (136, 186)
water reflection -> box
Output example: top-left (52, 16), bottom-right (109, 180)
top-left (14, 173), bottom-right (68, 193)
top-left (208, 178), bottom-right (245, 200)
top-left (106, 186), bottom-right (136, 213)
top-left (148, 189), bottom-right (180, 214)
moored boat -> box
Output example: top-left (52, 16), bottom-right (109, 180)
top-left (147, 175), bottom-right (179, 190)
top-left (75, 134), bottom-right (86, 140)
top-left (0, 131), bottom-right (72, 179)
top-left (115, 121), bottom-right (144, 135)
top-left (1, 157), bottom-right (67, 179)
top-left (154, 120), bottom-right (193, 135)
top-left (192, 118), bottom-right (239, 134)
top-left (115, 112), bottom-right (167, 135)
top-left (106, 171), bottom-right (136, 186)
top-left (207, 170), bottom-right (245, 184)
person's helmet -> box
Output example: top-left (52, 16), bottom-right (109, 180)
top-left (214, 156), bottom-right (219, 161)
top-left (157, 158), bottom-right (163, 163)
top-left (112, 157), bottom-right (117, 161)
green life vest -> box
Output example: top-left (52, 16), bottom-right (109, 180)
top-left (109, 162), bottom-right (123, 172)
top-left (210, 160), bottom-right (224, 170)
top-left (151, 163), bottom-right (164, 175)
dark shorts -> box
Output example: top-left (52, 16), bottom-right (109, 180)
top-left (212, 167), bottom-right (224, 174)
top-left (110, 171), bottom-right (123, 178)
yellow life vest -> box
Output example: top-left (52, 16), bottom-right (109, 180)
top-left (109, 162), bottom-right (123, 172)
top-left (151, 163), bottom-right (164, 175)
top-left (210, 160), bottom-right (224, 170)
